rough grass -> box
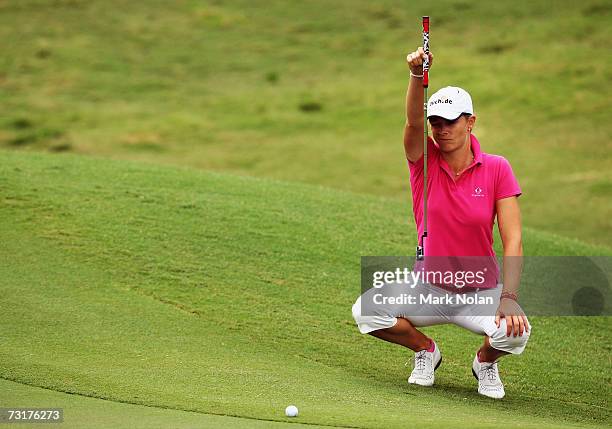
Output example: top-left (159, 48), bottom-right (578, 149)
top-left (0, 151), bottom-right (610, 428)
top-left (0, 0), bottom-right (610, 246)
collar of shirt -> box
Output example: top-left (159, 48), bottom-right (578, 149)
top-left (438, 134), bottom-right (484, 179)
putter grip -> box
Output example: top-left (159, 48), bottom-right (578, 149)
top-left (422, 16), bottom-right (430, 88)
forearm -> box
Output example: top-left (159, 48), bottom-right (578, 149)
top-left (406, 75), bottom-right (424, 127)
top-left (404, 48), bottom-right (432, 161)
top-left (501, 240), bottom-right (523, 296)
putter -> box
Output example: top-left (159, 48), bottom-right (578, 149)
top-left (416, 16), bottom-right (429, 261)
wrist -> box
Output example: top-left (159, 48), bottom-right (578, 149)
top-left (410, 70), bottom-right (424, 78)
top-left (500, 291), bottom-right (518, 301)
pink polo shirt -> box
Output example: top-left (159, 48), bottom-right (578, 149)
top-left (408, 134), bottom-right (521, 288)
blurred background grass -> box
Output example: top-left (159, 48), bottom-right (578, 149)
top-left (0, 0), bottom-right (610, 246)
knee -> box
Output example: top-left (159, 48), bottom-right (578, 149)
top-left (489, 318), bottom-right (531, 355)
top-left (351, 296), bottom-right (368, 333)
top-left (351, 295), bottom-right (396, 334)
top-left (351, 296), bottom-right (365, 324)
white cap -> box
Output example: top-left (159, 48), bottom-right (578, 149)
top-left (426, 86), bottom-right (473, 120)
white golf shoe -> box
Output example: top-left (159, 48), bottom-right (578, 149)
top-left (472, 354), bottom-right (505, 399)
top-left (408, 341), bottom-right (442, 387)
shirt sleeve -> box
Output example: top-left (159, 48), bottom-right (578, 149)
top-left (495, 157), bottom-right (522, 200)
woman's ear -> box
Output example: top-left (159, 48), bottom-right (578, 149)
top-left (467, 115), bottom-right (476, 132)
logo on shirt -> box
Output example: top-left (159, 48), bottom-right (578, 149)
top-left (471, 186), bottom-right (485, 197)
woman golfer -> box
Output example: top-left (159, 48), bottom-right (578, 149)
top-left (352, 47), bottom-right (530, 399)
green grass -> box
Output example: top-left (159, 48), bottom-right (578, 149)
top-left (0, 0), bottom-right (610, 246)
top-left (0, 380), bottom-right (333, 429)
top-left (0, 151), bottom-right (610, 428)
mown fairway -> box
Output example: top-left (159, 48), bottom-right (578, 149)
top-left (0, 151), bottom-right (610, 428)
top-left (0, 0), bottom-right (610, 245)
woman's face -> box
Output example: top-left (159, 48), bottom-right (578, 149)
top-left (429, 115), bottom-right (475, 152)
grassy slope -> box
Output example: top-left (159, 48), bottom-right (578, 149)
top-left (0, 0), bottom-right (610, 246)
top-left (0, 151), bottom-right (610, 428)
top-left (0, 380), bottom-right (334, 429)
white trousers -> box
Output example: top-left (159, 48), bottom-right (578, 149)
top-left (352, 283), bottom-right (530, 355)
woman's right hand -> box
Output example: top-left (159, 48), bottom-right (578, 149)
top-left (406, 47), bottom-right (434, 75)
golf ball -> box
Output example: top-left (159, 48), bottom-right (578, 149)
top-left (285, 405), bottom-right (298, 417)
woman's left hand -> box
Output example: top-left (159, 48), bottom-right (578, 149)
top-left (495, 298), bottom-right (529, 337)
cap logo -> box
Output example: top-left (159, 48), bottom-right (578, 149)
top-left (430, 96), bottom-right (453, 106)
